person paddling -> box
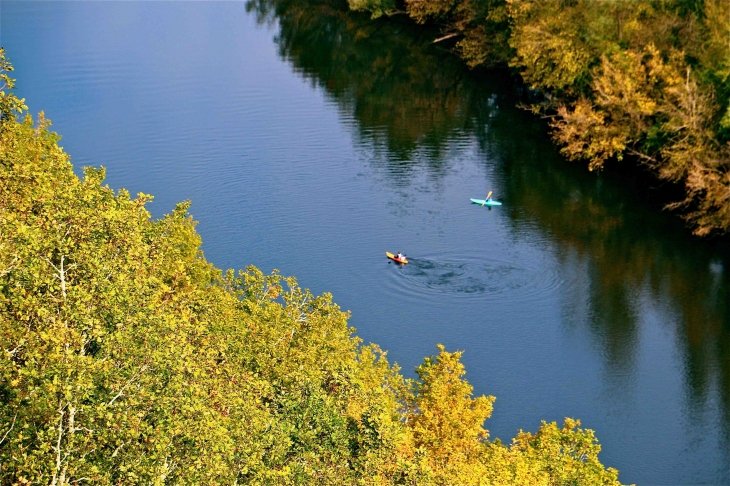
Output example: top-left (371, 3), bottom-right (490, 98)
top-left (396, 252), bottom-right (405, 262)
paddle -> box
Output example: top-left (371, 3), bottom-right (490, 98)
top-left (483, 191), bottom-right (492, 206)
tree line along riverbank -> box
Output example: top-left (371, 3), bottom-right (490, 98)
top-left (0, 49), bottom-right (630, 484)
top-left (347, 0), bottom-right (730, 236)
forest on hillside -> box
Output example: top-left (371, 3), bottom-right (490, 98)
top-left (347, 0), bottom-right (730, 236)
top-left (0, 49), bottom-right (628, 485)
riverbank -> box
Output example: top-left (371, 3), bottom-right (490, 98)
top-left (348, 0), bottom-right (730, 237)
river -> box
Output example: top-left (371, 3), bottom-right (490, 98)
top-left (4, 1), bottom-right (730, 483)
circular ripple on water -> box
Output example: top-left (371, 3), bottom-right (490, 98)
top-left (387, 253), bottom-right (564, 302)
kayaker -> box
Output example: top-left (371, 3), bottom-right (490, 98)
top-left (396, 252), bottom-right (404, 261)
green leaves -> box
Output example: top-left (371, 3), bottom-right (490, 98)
top-left (347, 0), bottom-right (396, 18)
top-left (0, 48), bottom-right (27, 121)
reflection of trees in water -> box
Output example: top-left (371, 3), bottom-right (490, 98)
top-left (482, 102), bottom-right (730, 446)
top-left (247, 0), bottom-right (495, 173)
top-left (248, 0), bottom-right (730, 453)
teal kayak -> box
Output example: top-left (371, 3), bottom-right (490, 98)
top-left (470, 198), bottom-right (502, 206)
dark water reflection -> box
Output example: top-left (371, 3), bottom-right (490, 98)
top-left (502, 118), bottom-right (730, 430)
top-left (252, 0), bottom-right (730, 480)
top-left (249, 0), bottom-right (486, 166)
top-left (5, 1), bottom-right (730, 483)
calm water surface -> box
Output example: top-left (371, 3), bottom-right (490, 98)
top-left (4, 2), bottom-right (730, 484)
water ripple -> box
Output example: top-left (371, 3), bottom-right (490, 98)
top-left (383, 252), bottom-right (564, 303)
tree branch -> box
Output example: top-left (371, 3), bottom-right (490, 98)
top-left (0, 413), bottom-right (17, 446)
top-left (433, 32), bottom-right (460, 44)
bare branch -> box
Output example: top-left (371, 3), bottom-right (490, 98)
top-left (0, 256), bottom-right (19, 278)
top-left (50, 407), bottom-right (65, 486)
top-left (43, 255), bottom-right (78, 300)
top-left (0, 413), bottom-right (17, 446)
top-left (433, 32), bottom-right (459, 44)
top-left (109, 365), bottom-right (149, 405)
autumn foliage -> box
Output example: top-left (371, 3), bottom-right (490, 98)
top-left (495, 0), bottom-right (729, 235)
top-left (349, 0), bottom-right (730, 236)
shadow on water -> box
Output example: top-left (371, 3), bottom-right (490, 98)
top-left (485, 101), bottom-right (730, 455)
top-left (249, 0), bottom-right (730, 477)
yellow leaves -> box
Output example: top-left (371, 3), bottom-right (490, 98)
top-left (502, 0), bottom-right (730, 234)
top-left (508, 0), bottom-right (593, 92)
top-left (508, 1), bottom-right (730, 234)
top-left (594, 49), bottom-right (658, 121)
top-left (698, 0), bottom-right (730, 83)
top-left (405, 0), bottom-right (456, 24)
top-left (551, 44), bottom-right (695, 172)
top-left (403, 345), bottom-right (495, 484)
top-left (604, 46), bottom-right (730, 234)
top-left (500, 418), bottom-right (623, 486)
top-left (347, 0), bottom-right (396, 18)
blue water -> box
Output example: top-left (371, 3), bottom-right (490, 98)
top-left (3, 2), bottom-right (730, 483)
